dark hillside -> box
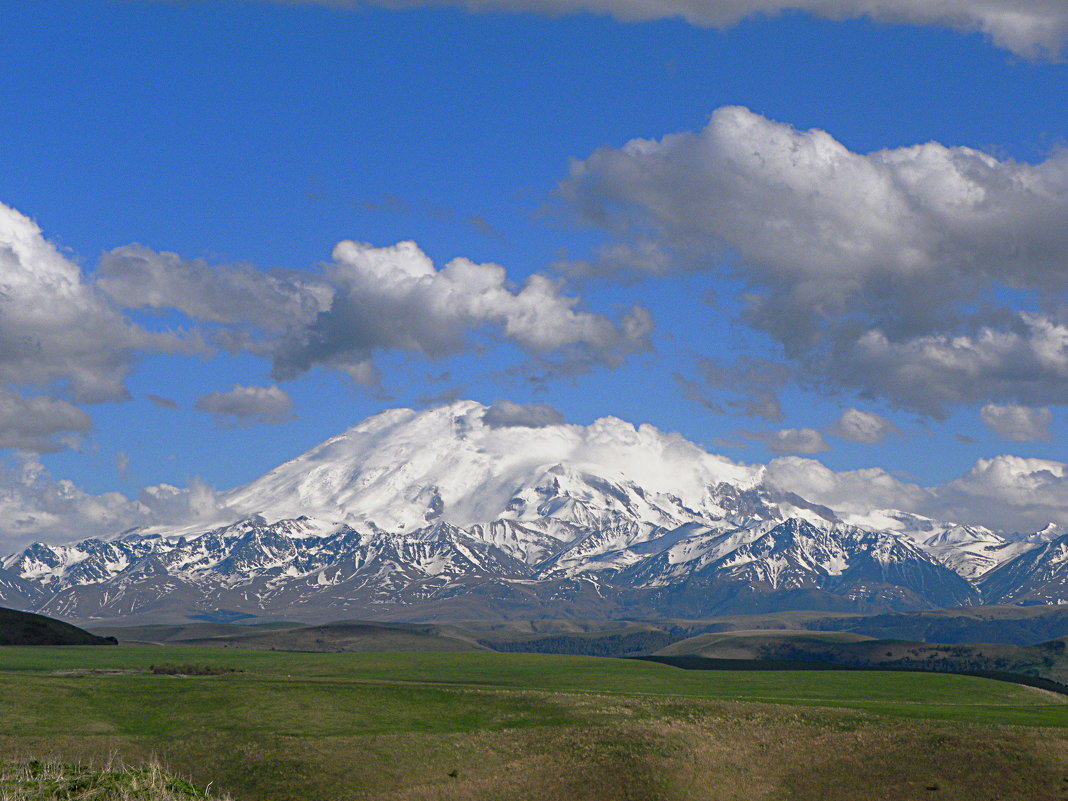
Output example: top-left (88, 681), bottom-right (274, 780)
top-left (0, 607), bottom-right (116, 646)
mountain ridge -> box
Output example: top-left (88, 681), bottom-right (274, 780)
top-left (1, 401), bottom-right (1064, 624)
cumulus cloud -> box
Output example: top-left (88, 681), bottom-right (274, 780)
top-left (749, 427), bottom-right (829, 455)
top-left (0, 456), bottom-right (233, 551)
top-left (839, 314), bottom-right (1068, 416)
top-left (0, 202), bottom-right (209, 457)
top-left (936, 456), bottom-right (1068, 531)
top-left (0, 202), bottom-right (190, 403)
top-left (764, 453), bottom-right (1068, 533)
top-left (275, 240), bottom-right (651, 380)
top-left (146, 394), bottom-right (179, 410)
top-left (0, 391), bottom-right (93, 453)
top-left (99, 244), bottom-right (328, 330)
top-left (765, 456), bottom-right (926, 517)
top-left (981, 403), bottom-right (1053, 442)
top-left (559, 106), bottom-right (1068, 417)
top-left (241, 0), bottom-right (1068, 59)
top-left (107, 239), bottom-right (651, 386)
top-left (830, 408), bottom-right (897, 445)
top-left (195, 385), bottom-right (296, 427)
top-left (482, 399), bottom-right (565, 428)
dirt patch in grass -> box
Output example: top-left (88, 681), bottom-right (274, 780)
top-left (148, 665), bottom-right (241, 677)
top-left (51, 670), bottom-right (142, 677)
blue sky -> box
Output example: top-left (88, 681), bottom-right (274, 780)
top-left (2, 0), bottom-right (1068, 545)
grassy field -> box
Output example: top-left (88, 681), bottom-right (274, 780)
top-left (3, 646), bottom-right (1068, 800)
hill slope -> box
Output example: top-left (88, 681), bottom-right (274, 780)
top-left (654, 628), bottom-right (1068, 684)
top-left (92, 620), bottom-right (484, 652)
top-left (0, 607), bottom-right (115, 646)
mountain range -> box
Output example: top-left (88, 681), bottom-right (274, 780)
top-left (1, 400), bottom-right (1065, 625)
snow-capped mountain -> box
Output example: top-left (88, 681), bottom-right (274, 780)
top-left (912, 524), bottom-right (1034, 582)
top-left (0, 401), bottom-right (1060, 624)
top-left (220, 401), bottom-right (761, 531)
top-left (978, 533), bottom-right (1068, 605)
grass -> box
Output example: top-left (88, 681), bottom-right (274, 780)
top-left (2, 646), bottom-right (1068, 800)
top-left (0, 758), bottom-right (225, 801)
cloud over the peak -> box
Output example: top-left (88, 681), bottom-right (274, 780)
top-left (280, 239), bottom-right (652, 380)
top-left (105, 239), bottom-right (651, 387)
top-left (195, 385), bottom-right (296, 427)
top-left (244, 0), bottom-right (1068, 59)
top-left (560, 106), bottom-right (1068, 417)
top-left (482, 400), bottom-right (565, 428)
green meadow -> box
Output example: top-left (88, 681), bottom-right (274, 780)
top-left (3, 646), bottom-right (1068, 800)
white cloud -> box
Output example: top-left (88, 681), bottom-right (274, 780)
top-left (293, 239), bottom-right (651, 377)
top-left (0, 456), bottom-right (232, 551)
top-left (559, 106), bottom-right (1068, 417)
top-left (945, 456), bottom-right (1066, 508)
top-left (99, 244), bottom-right (328, 329)
top-left (0, 391), bottom-right (92, 453)
top-left (751, 427), bottom-right (829, 455)
top-left (981, 403), bottom-right (1053, 442)
top-left (842, 315), bottom-right (1068, 416)
top-left (936, 456), bottom-right (1068, 531)
top-left (764, 456), bottom-right (926, 517)
top-left (195, 385), bottom-right (296, 427)
top-left (482, 400), bottom-right (565, 428)
top-left (107, 240), bottom-right (652, 385)
top-left (765, 453), bottom-right (1068, 533)
top-left (135, 479), bottom-right (233, 526)
top-left (830, 408), bottom-right (897, 445)
top-left (246, 0), bottom-right (1068, 59)
top-left (0, 202), bottom-right (191, 403)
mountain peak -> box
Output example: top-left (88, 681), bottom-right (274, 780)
top-left (220, 401), bottom-right (761, 533)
